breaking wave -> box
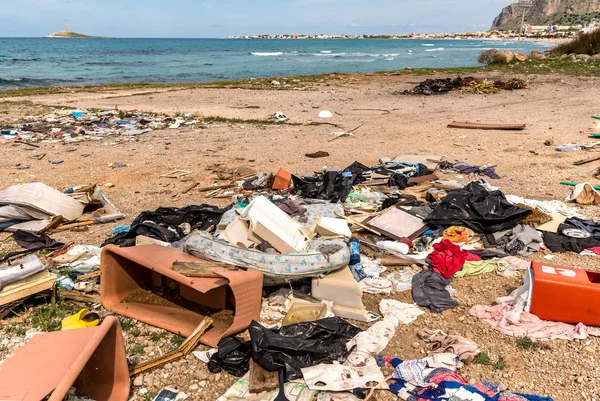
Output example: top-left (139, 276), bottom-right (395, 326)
top-left (251, 52), bottom-right (283, 56)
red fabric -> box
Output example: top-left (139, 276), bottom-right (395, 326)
top-left (428, 239), bottom-right (481, 279)
top-left (587, 247), bottom-right (600, 255)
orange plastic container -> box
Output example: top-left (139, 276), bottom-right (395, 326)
top-left (272, 168), bottom-right (292, 190)
top-left (529, 261), bottom-right (600, 326)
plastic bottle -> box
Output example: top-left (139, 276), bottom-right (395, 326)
top-left (556, 144), bottom-right (581, 152)
top-left (348, 234), bottom-right (361, 265)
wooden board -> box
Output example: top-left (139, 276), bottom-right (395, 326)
top-left (171, 261), bottom-right (239, 277)
top-left (0, 271), bottom-right (56, 307)
top-left (447, 121), bottom-right (526, 131)
top-left (58, 289), bottom-right (101, 304)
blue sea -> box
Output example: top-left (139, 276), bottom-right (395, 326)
top-left (0, 38), bottom-right (551, 89)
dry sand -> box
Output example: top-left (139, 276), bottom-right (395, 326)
top-left (2, 72), bottom-right (600, 400)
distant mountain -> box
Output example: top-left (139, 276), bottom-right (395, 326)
top-left (492, 0), bottom-right (600, 30)
top-left (44, 29), bottom-right (100, 38)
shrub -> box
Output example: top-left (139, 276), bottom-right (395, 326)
top-left (478, 49), bottom-right (514, 65)
top-left (555, 29), bottom-right (600, 56)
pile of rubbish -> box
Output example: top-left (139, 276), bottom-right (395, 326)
top-left (3, 150), bottom-right (600, 401)
top-left (0, 108), bottom-right (209, 145)
top-left (399, 77), bottom-right (528, 96)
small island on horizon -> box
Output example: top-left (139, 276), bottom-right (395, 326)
top-left (44, 29), bottom-right (102, 38)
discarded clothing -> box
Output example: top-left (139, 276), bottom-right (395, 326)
top-left (0, 230), bottom-right (64, 262)
top-left (541, 231), bottom-right (600, 254)
top-left (13, 230), bottom-right (64, 252)
top-left (563, 217), bottom-right (600, 239)
top-left (470, 304), bottom-right (600, 341)
top-left (565, 182), bottom-right (600, 205)
top-left (103, 204), bottom-right (227, 247)
top-left (275, 199), bottom-right (307, 220)
top-left (388, 365), bottom-right (553, 401)
top-left (442, 161), bottom-right (500, 179)
top-left (469, 249), bottom-right (509, 259)
top-left (428, 240), bottom-right (481, 279)
top-left (455, 259), bottom-right (514, 278)
top-left (249, 318), bottom-right (362, 381)
top-left (442, 226), bottom-right (474, 243)
top-left (412, 270), bottom-right (457, 313)
top-left (424, 183), bottom-right (532, 234)
top-left (418, 330), bottom-right (480, 364)
top-left (506, 195), bottom-right (584, 219)
top-left (486, 225), bottom-right (542, 256)
top-left (208, 336), bottom-right (252, 377)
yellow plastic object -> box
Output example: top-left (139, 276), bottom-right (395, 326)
top-left (281, 302), bottom-right (327, 326)
top-left (61, 308), bottom-right (100, 331)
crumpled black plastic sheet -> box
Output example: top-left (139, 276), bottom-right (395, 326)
top-left (102, 204), bottom-right (228, 247)
top-left (249, 318), bottom-right (362, 380)
top-left (292, 162), bottom-right (370, 202)
top-left (424, 183), bottom-right (532, 234)
top-left (208, 336), bottom-right (252, 377)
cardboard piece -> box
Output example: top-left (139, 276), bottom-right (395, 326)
top-left (365, 207), bottom-right (427, 241)
top-left (394, 155), bottom-right (441, 172)
top-left (311, 217), bottom-right (352, 238)
top-left (240, 196), bottom-right (308, 253)
top-left (312, 268), bottom-right (377, 323)
top-left (536, 213), bottom-right (567, 233)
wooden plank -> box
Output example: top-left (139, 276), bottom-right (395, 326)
top-left (182, 182), bottom-right (199, 194)
top-left (171, 261), bottom-right (239, 277)
top-left (129, 317), bottom-right (213, 376)
top-left (408, 174), bottom-right (439, 184)
top-left (0, 271), bottom-right (56, 307)
top-left (378, 255), bottom-right (414, 266)
top-left (447, 121), bottom-right (526, 131)
top-left (334, 211), bottom-right (381, 236)
top-left (77, 271), bottom-right (101, 281)
top-left (58, 289), bottom-right (101, 304)
top-left (197, 182), bottom-right (235, 192)
top-left (573, 155), bottom-right (600, 166)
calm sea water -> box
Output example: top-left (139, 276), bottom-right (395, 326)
top-left (0, 38), bottom-right (550, 89)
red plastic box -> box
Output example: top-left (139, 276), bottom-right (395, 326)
top-left (529, 261), bottom-right (600, 326)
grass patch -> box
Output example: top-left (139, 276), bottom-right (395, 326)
top-left (130, 327), bottom-right (141, 336)
top-left (473, 352), bottom-right (492, 365)
top-left (132, 344), bottom-right (145, 354)
top-left (170, 335), bottom-right (185, 348)
top-left (494, 357), bottom-right (507, 371)
top-left (149, 331), bottom-right (167, 342)
top-left (31, 303), bottom-right (78, 332)
top-left (118, 317), bottom-right (135, 331)
top-left (515, 336), bottom-right (551, 351)
top-left (0, 345), bottom-right (8, 353)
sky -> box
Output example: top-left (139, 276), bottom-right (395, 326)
top-left (0, 0), bottom-right (515, 38)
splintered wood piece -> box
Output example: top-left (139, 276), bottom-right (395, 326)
top-left (129, 317), bottom-right (213, 376)
top-left (58, 289), bottom-right (101, 304)
top-left (447, 121), bottom-right (526, 131)
top-left (171, 261), bottom-right (239, 277)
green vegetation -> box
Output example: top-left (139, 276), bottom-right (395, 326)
top-left (0, 345), bottom-right (9, 354)
top-left (132, 344), bottom-right (146, 354)
top-left (118, 317), bottom-right (135, 331)
top-left (556, 29), bottom-right (600, 55)
top-left (130, 327), bottom-right (141, 336)
top-left (149, 331), bottom-right (167, 342)
top-left (473, 352), bottom-right (492, 365)
top-left (515, 336), bottom-right (552, 351)
top-left (494, 357), bottom-right (507, 371)
top-left (31, 303), bottom-right (78, 332)
top-left (170, 335), bottom-right (185, 348)
top-left (144, 392), bottom-right (158, 401)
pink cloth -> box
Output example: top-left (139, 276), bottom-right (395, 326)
top-left (470, 304), bottom-right (600, 341)
top-left (429, 239), bottom-right (481, 279)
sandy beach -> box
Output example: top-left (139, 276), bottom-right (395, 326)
top-left (2, 70), bottom-right (600, 400)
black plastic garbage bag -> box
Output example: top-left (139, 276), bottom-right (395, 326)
top-left (101, 204), bottom-right (228, 247)
top-left (292, 161), bottom-right (370, 202)
top-left (208, 336), bottom-right (252, 377)
top-left (424, 182), bottom-right (532, 234)
top-left (249, 318), bottom-right (362, 381)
